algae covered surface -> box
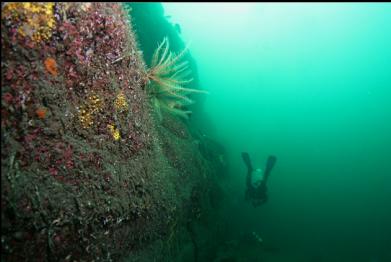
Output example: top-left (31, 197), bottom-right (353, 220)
top-left (1, 3), bottom-right (225, 261)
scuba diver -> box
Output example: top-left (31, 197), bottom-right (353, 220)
top-left (241, 152), bottom-right (277, 207)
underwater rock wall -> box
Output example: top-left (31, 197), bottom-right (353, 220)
top-left (1, 3), bottom-right (224, 261)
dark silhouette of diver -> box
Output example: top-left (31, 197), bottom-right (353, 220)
top-left (241, 152), bottom-right (277, 207)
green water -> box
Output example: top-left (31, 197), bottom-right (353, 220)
top-left (163, 3), bottom-right (391, 261)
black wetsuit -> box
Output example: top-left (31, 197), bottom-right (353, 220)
top-left (242, 152), bottom-right (277, 207)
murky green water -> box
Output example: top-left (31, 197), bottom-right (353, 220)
top-left (1, 2), bottom-right (389, 261)
top-left (162, 3), bottom-right (391, 261)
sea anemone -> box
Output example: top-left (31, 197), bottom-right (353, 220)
top-left (86, 94), bottom-right (103, 114)
top-left (107, 124), bottom-right (120, 141)
top-left (114, 91), bottom-right (128, 112)
top-left (78, 106), bottom-right (93, 129)
top-left (44, 57), bottom-right (58, 76)
top-left (36, 107), bottom-right (47, 119)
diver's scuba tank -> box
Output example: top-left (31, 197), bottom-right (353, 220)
top-left (251, 168), bottom-right (264, 187)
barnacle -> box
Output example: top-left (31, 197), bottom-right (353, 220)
top-left (80, 3), bottom-right (92, 12)
top-left (107, 124), bottom-right (120, 141)
top-left (114, 91), bottom-right (128, 112)
top-left (2, 3), bottom-right (56, 42)
top-left (44, 57), bottom-right (58, 76)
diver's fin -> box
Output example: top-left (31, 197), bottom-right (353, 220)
top-left (241, 152), bottom-right (253, 172)
top-left (264, 155), bottom-right (277, 180)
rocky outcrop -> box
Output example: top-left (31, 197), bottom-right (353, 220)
top-left (1, 3), bottom-right (224, 261)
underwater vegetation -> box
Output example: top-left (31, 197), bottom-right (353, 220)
top-left (146, 37), bottom-right (208, 121)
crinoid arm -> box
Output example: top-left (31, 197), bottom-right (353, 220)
top-left (161, 100), bottom-right (192, 120)
top-left (147, 37), bottom-right (208, 121)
